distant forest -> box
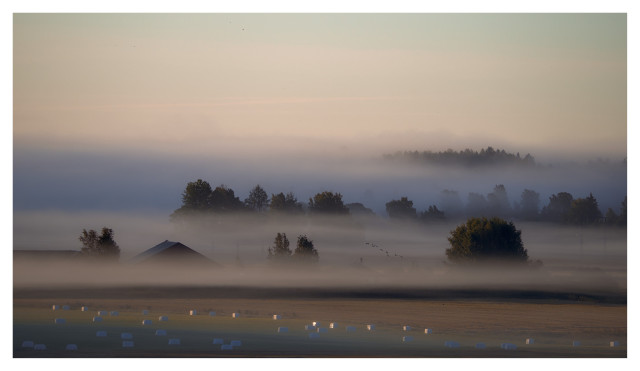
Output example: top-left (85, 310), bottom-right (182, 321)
top-left (383, 146), bottom-right (536, 168)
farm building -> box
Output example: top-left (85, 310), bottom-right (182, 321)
top-left (129, 240), bottom-right (218, 267)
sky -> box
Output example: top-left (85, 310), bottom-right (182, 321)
top-left (14, 13), bottom-right (626, 158)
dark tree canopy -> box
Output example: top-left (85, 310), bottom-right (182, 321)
top-left (181, 179), bottom-right (213, 211)
top-left (79, 227), bottom-right (120, 260)
top-left (210, 185), bottom-right (244, 212)
top-left (308, 191), bottom-right (349, 215)
top-left (540, 192), bottom-right (573, 223)
top-left (567, 193), bottom-right (602, 225)
top-left (386, 197), bottom-right (417, 219)
top-left (244, 184), bottom-right (269, 212)
top-left (270, 192), bottom-right (304, 214)
top-left (518, 189), bottom-right (540, 220)
top-left (293, 234), bottom-right (319, 263)
top-left (346, 202), bottom-right (376, 215)
top-left (267, 232), bottom-right (291, 260)
top-left (384, 146), bottom-right (536, 168)
top-left (446, 217), bottom-right (528, 264)
top-left (420, 205), bottom-right (445, 221)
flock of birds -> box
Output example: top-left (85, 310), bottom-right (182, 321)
top-left (364, 241), bottom-right (404, 260)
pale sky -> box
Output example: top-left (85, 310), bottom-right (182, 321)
top-left (14, 13), bottom-right (627, 158)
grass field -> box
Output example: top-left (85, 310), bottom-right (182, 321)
top-left (13, 286), bottom-right (626, 358)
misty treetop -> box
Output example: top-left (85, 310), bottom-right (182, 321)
top-left (308, 191), bottom-right (350, 215)
top-left (267, 232), bottom-right (318, 264)
top-left (384, 146), bottom-right (536, 168)
top-left (78, 227), bottom-right (120, 260)
top-left (446, 217), bottom-right (529, 264)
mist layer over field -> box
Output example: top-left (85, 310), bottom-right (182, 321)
top-left (13, 211), bottom-right (626, 298)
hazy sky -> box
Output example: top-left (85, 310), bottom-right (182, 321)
top-left (14, 13), bottom-right (626, 158)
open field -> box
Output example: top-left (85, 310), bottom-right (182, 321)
top-left (14, 286), bottom-right (626, 358)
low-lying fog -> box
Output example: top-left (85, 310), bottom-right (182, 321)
top-left (13, 211), bottom-right (627, 295)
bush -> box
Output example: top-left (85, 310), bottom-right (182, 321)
top-left (446, 217), bottom-right (528, 264)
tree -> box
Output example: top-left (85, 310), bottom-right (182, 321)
top-left (567, 193), bottom-right (602, 225)
top-left (540, 192), bottom-right (573, 223)
top-left (487, 184), bottom-right (511, 217)
top-left (171, 179), bottom-right (213, 219)
top-left (267, 232), bottom-right (291, 260)
top-left (270, 192), bottom-right (304, 214)
top-left (346, 203), bottom-right (376, 215)
top-left (420, 205), bottom-right (445, 222)
top-left (293, 235), bottom-right (319, 263)
top-left (210, 185), bottom-right (245, 212)
top-left (466, 192), bottom-right (488, 217)
top-left (244, 184), bottom-right (269, 212)
top-left (308, 191), bottom-right (349, 215)
top-left (446, 217), bottom-right (528, 264)
top-left (518, 189), bottom-right (540, 220)
top-left (79, 227), bottom-right (120, 260)
top-left (385, 197), bottom-right (417, 219)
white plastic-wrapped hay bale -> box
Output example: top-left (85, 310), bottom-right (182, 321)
top-left (142, 319), bottom-right (152, 325)
top-left (230, 340), bottom-right (242, 347)
top-left (168, 338), bottom-right (180, 345)
top-left (501, 343), bottom-right (517, 350)
top-left (221, 344), bottom-right (233, 350)
top-left (317, 327), bottom-right (328, 333)
top-left (402, 325), bottom-right (411, 331)
top-left (54, 318), bottom-right (66, 324)
top-left (366, 324), bottom-right (375, 331)
top-left (142, 310), bottom-right (149, 315)
top-left (232, 313), bottom-right (240, 318)
top-left (155, 329), bottom-right (167, 336)
top-left (476, 343), bottom-right (486, 349)
top-left (21, 341), bottom-right (34, 348)
top-left (121, 333), bottom-right (133, 340)
top-left (213, 338), bottom-right (224, 344)
top-left (189, 310), bottom-right (197, 316)
top-left (572, 340), bottom-right (581, 347)
top-left (209, 311), bottom-right (216, 316)
top-left (526, 338), bottom-right (535, 345)
top-left (93, 316), bottom-right (103, 323)
top-left (305, 324), bottom-right (316, 331)
top-left (158, 316), bottom-right (168, 321)
top-left (309, 332), bottom-right (320, 339)
top-left (402, 336), bottom-right (413, 343)
top-left (34, 344), bottom-right (46, 350)
top-left (444, 341), bottom-right (460, 348)
top-left (329, 322), bottom-right (338, 329)
top-left (346, 326), bottom-right (356, 332)
top-left (610, 341), bottom-right (620, 347)
top-left (273, 314), bottom-right (281, 320)
top-left (277, 327), bottom-right (288, 333)
top-left (424, 328), bottom-right (432, 334)
top-left (62, 305), bottom-right (70, 310)
top-left (52, 305), bottom-right (59, 310)
top-left (97, 311), bottom-right (108, 316)
top-left (110, 311), bottom-right (119, 316)
top-left (312, 321), bottom-right (320, 327)
top-left (96, 331), bottom-right (107, 337)
top-left (81, 306), bottom-right (89, 312)
top-left (122, 341), bottom-right (134, 348)
top-left (65, 344), bottom-right (78, 351)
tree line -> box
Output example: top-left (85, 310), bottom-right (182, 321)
top-left (170, 179), bottom-right (626, 227)
top-left (383, 146), bottom-right (536, 168)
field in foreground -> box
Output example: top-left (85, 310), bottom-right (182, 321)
top-left (14, 286), bottom-right (626, 358)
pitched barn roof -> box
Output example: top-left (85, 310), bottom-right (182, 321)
top-left (130, 240), bottom-right (214, 265)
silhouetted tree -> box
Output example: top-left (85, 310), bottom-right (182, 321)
top-left (420, 205), bottom-right (445, 222)
top-left (267, 232), bottom-right (291, 260)
top-left (487, 184), bottom-right (511, 217)
top-left (270, 192), bottom-right (304, 214)
top-left (518, 189), bottom-right (540, 220)
top-left (308, 191), bottom-right (349, 215)
top-left (567, 193), bottom-right (602, 225)
top-left (386, 197), bottom-right (417, 219)
top-left (171, 179), bottom-right (213, 219)
top-left (346, 203), bottom-right (376, 215)
top-left (293, 235), bottom-right (319, 263)
top-left (210, 185), bottom-right (244, 212)
top-left (446, 217), bottom-right (528, 264)
top-left (244, 184), bottom-right (269, 212)
top-left (79, 227), bottom-right (120, 260)
top-left (540, 192), bottom-right (573, 223)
